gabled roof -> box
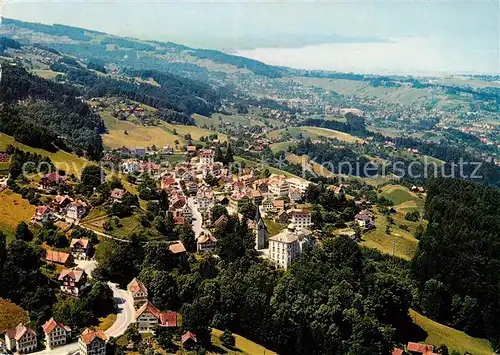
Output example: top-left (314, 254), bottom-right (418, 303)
top-left (135, 301), bottom-right (177, 327)
top-left (70, 238), bottom-right (91, 249)
top-left (127, 278), bottom-right (148, 297)
top-left (181, 331), bottom-right (197, 344)
top-left (42, 172), bottom-right (65, 183)
top-left (135, 300), bottom-right (160, 319)
top-left (55, 195), bottom-right (73, 204)
top-left (45, 250), bottom-right (72, 264)
top-left (197, 233), bottom-right (217, 244)
top-left (168, 241), bottom-right (186, 254)
top-left (407, 342), bottom-right (434, 354)
top-left (37, 205), bottom-right (52, 215)
top-left (213, 214), bottom-right (228, 227)
top-left (5, 324), bottom-right (36, 341)
top-left (272, 200), bottom-right (285, 208)
top-left (159, 312), bottom-right (177, 327)
top-left (42, 318), bottom-right (71, 334)
top-left (392, 349), bottom-right (404, 355)
top-left (80, 328), bottom-right (107, 345)
top-left (291, 209), bottom-right (310, 217)
top-left (58, 268), bottom-right (86, 282)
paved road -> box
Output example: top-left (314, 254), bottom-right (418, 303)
top-left (31, 263), bottom-right (135, 355)
top-left (188, 196), bottom-right (203, 237)
top-left (105, 283), bottom-right (136, 339)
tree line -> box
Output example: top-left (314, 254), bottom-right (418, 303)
top-left (0, 65), bottom-right (105, 159)
top-left (412, 178), bottom-right (500, 349)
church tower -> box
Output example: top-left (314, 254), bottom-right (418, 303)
top-left (255, 207), bottom-right (269, 250)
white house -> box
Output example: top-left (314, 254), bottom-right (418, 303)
top-left (79, 329), bottom-right (107, 355)
top-left (135, 301), bottom-right (177, 332)
top-left (66, 201), bottom-right (87, 221)
top-left (290, 210), bottom-right (312, 229)
top-left (268, 226), bottom-right (314, 269)
top-left (70, 238), bottom-right (93, 260)
top-left (4, 324), bottom-right (37, 354)
top-left (42, 318), bottom-right (71, 350)
top-left (199, 149), bottom-right (215, 165)
top-left (127, 278), bottom-right (148, 308)
top-left (196, 233), bottom-right (217, 253)
top-left (268, 177), bottom-right (289, 197)
top-left (286, 177), bottom-right (311, 193)
top-left (196, 189), bottom-right (214, 211)
top-left (288, 187), bottom-right (303, 202)
top-left (58, 268), bottom-right (89, 296)
top-left (122, 159), bottom-right (139, 174)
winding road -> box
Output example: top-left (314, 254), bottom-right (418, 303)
top-left (31, 261), bottom-right (135, 355)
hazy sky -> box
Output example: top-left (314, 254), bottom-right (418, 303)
top-left (3, 0), bottom-right (499, 75)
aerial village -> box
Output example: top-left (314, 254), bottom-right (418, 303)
top-left (1, 142), bottom-right (387, 354)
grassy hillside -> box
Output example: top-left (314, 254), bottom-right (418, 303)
top-left (101, 111), bottom-right (226, 149)
top-left (410, 309), bottom-right (493, 355)
top-left (0, 298), bottom-right (29, 333)
top-left (267, 126), bottom-right (363, 143)
top-left (361, 207), bottom-right (420, 260)
top-left (0, 133), bottom-right (90, 176)
top-left (211, 329), bottom-right (277, 355)
top-left (0, 189), bottom-right (36, 242)
top-left (234, 156), bottom-right (299, 178)
top-left (380, 184), bottom-right (425, 213)
top-left (291, 77), bottom-right (432, 106)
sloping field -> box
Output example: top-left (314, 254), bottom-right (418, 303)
top-left (211, 329), bottom-right (277, 355)
top-left (380, 184), bottom-right (425, 211)
top-left (0, 298), bottom-right (29, 333)
top-left (267, 126), bottom-right (363, 144)
top-left (0, 134), bottom-right (90, 176)
top-left (410, 309), bottom-right (493, 355)
top-left (292, 77), bottom-right (431, 106)
top-left (300, 126), bottom-right (365, 143)
top-left (101, 111), bottom-right (226, 149)
top-left (0, 189), bottom-right (36, 242)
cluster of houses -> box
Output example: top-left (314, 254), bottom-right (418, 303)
top-left (32, 174), bottom-right (89, 224)
top-left (127, 278), bottom-right (198, 349)
top-left (1, 321), bottom-right (107, 355)
top-left (44, 237), bottom-right (94, 296)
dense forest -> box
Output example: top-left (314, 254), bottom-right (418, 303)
top-left (0, 65), bottom-right (105, 159)
top-left (94, 217), bottom-right (413, 354)
top-left (412, 178), bottom-right (500, 348)
top-left (57, 66), bottom-right (220, 116)
top-left (301, 113), bottom-right (367, 136)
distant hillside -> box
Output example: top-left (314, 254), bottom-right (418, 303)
top-left (0, 17), bottom-right (284, 79)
